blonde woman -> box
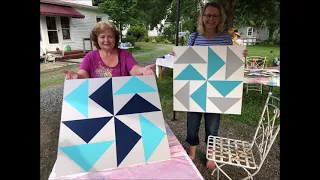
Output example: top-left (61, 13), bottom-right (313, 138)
top-left (61, 21), bottom-right (155, 79)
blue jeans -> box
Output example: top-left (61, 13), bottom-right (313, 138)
top-left (186, 112), bottom-right (220, 146)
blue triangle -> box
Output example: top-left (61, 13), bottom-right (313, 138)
top-left (190, 81), bottom-right (207, 111)
top-left (89, 78), bottom-right (114, 115)
top-left (116, 94), bottom-right (161, 115)
top-left (59, 140), bottom-right (114, 172)
top-left (208, 80), bottom-right (242, 97)
top-left (114, 76), bottom-right (156, 95)
top-left (64, 80), bottom-right (89, 118)
top-left (208, 47), bottom-right (225, 79)
top-left (174, 64), bottom-right (206, 80)
top-left (139, 114), bottom-right (165, 162)
top-left (63, 116), bottom-right (113, 143)
top-left (115, 117), bottom-right (141, 166)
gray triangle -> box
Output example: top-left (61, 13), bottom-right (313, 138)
top-left (174, 81), bottom-right (189, 110)
top-left (208, 97), bottom-right (241, 113)
top-left (175, 47), bottom-right (207, 64)
top-left (226, 47), bottom-right (244, 79)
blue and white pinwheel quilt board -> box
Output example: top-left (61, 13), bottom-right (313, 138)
top-left (55, 75), bottom-right (171, 177)
top-left (173, 46), bottom-right (246, 114)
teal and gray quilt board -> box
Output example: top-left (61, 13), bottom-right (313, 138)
top-left (55, 75), bottom-right (171, 177)
top-left (173, 46), bottom-right (246, 114)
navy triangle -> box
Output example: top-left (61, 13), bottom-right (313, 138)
top-left (63, 116), bottom-right (113, 143)
top-left (116, 94), bottom-right (161, 115)
top-left (115, 117), bottom-right (141, 166)
top-left (89, 78), bottom-right (114, 115)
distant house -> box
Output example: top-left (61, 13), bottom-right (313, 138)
top-left (40, 0), bottom-right (109, 59)
top-left (237, 26), bottom-right (270, 45)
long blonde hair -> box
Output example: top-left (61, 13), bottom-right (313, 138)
top-left (197, 2), bottom-right (226, 34)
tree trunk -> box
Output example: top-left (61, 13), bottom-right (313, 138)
top-left (119, 22), bottom-right (123, 42)
top-left (217, 0), bottom-right (237, 31)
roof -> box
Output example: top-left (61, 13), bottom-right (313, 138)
top-left (40, 3), bottom-right (85, 19)
top-left (40, 0), bottom-right (98, 10)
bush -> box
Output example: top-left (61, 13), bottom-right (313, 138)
top-left (155, 36), bottom-right (165, 43)
top-left (127, 25), bottom-right (148, 42)
top-left (164, 39), bottom-right (170, 44)
top-left (144, 37), bottom-right (149, 42)
top-left (125, 35), bottom-right (136, 46)
top-left (152, 38), bottom-right (156, 43)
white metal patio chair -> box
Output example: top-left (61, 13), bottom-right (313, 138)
top-left (245, 56), bottom-right (267, 94)
top-left (206, 92), bottom-right (280, 180)
top-left (40, 45), bottom-right (64, 64)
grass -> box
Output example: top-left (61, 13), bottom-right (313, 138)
top-left (246, 45), bottom-right (280, 64)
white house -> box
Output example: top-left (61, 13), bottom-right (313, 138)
top-left (237, 26), bottom-right (269, 45)
top-left (40, 0), bottom-right (109, 56)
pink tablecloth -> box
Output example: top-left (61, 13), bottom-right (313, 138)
top-left (48, 123), bottom-right (204, 180)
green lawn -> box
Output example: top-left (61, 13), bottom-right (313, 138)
top-left (246, 45), bottom-right (280, 65)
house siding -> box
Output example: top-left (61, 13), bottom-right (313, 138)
top-left (238, 27), bottom-right (269, 41)
top-left (40, 6), bottom-right (109, 51)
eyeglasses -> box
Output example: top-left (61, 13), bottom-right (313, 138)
top-left (203, 14), bottom-right (221, 18)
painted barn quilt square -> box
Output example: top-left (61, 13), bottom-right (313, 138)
top-left (173, 46), bottom-right (246, 114)
top-left (55, 75), bottom-right (171, 177)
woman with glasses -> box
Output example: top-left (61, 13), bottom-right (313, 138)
top-left (182, 2), bottom-right (247, 169)
top-left (61, 21), bottom-right (155, 79)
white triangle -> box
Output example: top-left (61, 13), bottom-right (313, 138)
top-left (140, 111), bottom-right (166, 133)
top-left (91, 142), bottom-right (117, 172)
top-left (209, 46), bottom-right (227, 62)
top-left (88, 98), bottom-right (113, 118)
top-left (226, 63), bottom-right (245, 81)
top-left (61, 100), bottom-right (87, 121)
top-left (173, 80), bottom-right (188, 95)
top-left (115, 114), bottom-right (141, 136)
top-left (172, 46), bottom-right (188, 63)
top-left (138, 92), bottom-right (162, 111)
top-left (90, 117), bottom-right (115, 143)
top-left (207, 82), bottom-right (223, 97)
top-left (147, 135), bottom-right (171, 163)
top-left (113, 94), bottom-right (134, 115)
top-left (118, 139), bottom-right (145, 168)
top-left (225, 82), bottom-right (244, 98)
top-left (58, 122), bottom-right (86, 147)
top-left (192, 63), bottom-right (207, 81)
top-left (88, 77), bottom-right (109, 96)
top-left (224, 99), bottom-right (243, 115)
top-left (189, 80), bottom-right (206, 95)
top-left (227, 45), bottom-right (246, 63)
top-left (206, 98), bottom-right (222, 113)
top-left (189, 97), bottom-right (205, 113)
top-left (173, 64), bottom-right (188, 79)
top-left (192, 46), bottom-right (208, 63)
top-left (208, 65), bottom-right (226, 80)
top-left (56, 149), bottom-right (87, 177)
top-left (63, 79), bottom-right (88, 98)
top-left (174, 96), bottom-right (188, 111)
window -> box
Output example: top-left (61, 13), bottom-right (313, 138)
top-left (61, 17), bottom-right (71, 40)
top-left (247, 27), bottom-right (253, 36)
top-left (96, 17), bottom-right (102, 23)
top-left (46, 16), bottom-right (59, 44)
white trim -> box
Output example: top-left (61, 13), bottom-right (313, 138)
top-left (40, 0), bottom-right (98, 10)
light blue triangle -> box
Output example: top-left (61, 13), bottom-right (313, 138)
top-left (139, 114), bottom-right (165, 162)
top-left (208, 80), bottom-right (242, 97)
top-left (190, 81), bottom-right (207, 111)
top-left (64, 80), bottom-right (88, 118)
top-left (59, 140), bottom-right (114, 172)
top-left (174, 64), bottom-right (206, 80)
top-left (208, 47), bottom-right (225, 79)
top-left (114, 76), bottom-right (156, 95)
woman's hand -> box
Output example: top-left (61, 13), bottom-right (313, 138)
top-left (60, 69), bottom-right (79, 80)
top-left (171, 51), bottom-right (176, 56)
top-left (142, 64), bottom-right (156, 75)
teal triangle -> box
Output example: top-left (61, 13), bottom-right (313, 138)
top-left (64, 80), bottom-right (89, 118)
top-left (190, 81), bottom-right (207, 111)
top-left (59, 140), bottom-right (114, 171)
top-left (208, 80), bottom-right (242, 97)
top-left (139, 114), bottom-right (165, 162)
top-left (115, 76), bottom-right (156, 95)
top-left (174, 64), bottom-right (206, 80)
top-left (207, 47), bottom-right (225, 79)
